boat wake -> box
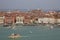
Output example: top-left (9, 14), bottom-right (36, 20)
top-left (20, 36), bottom-right (29, 37)
top-left (8, 36), bottom-right (29, 39)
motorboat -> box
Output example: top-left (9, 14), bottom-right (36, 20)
top-left (50, 26), bottom-right (53, 29)
top-left (8, 33), bottom-right (20, 39)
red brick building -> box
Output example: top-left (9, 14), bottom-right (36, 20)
top-left (4, 12), bottom-right (16, 25)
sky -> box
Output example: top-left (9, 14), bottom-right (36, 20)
top-left (0, 0), bottom-right (60, 10)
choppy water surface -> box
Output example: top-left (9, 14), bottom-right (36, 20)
top-left (0, 25), bottom-right (60, 40)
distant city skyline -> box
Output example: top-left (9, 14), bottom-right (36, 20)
top-left (0, 0), bottom-right (60, 11)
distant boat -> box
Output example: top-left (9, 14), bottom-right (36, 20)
top-left (12, 26), bottom-right (15, 29)
top-left (8, 33), bottom-right (20, 39)
top-left (50, 26), bottom-right (53, 29)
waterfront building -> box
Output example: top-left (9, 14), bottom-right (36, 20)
top-left (57, 18), bottom-right (60, 24)
top-left (49, 18), bottom-right (56, 24)
top-left (37, 13), bottom-right (56, 24)
top-left (42, 18), bottom-right (49, 24)
top-left (23, 19), bottom-right (31, 24)
top-left (48, 11), bottom-right (57, 24)
top-left (56, 12), bottom-right (60, 24)
top-left (4, 14), bottom-right (12, 25)
top-left (0, 16), bottom-right (4, 24)
top-left (4, 11), bottom-right (16, 25)
top-left (16, 16), bottom-right (24, 24)
top-left (33, 17), bottom-right (39, 24)
top-left (0, 9), bottom-right (60, 25)
top-left (0, 12), bottom-right (5, 24)
top-left (44, 13), bottom-right (56, 24)
top-left (23, 15), bottom-right (31, 24)
top-left (38, 17), bottom-right (56, 24)
top-left (38, 18), bottom-right (43, 23)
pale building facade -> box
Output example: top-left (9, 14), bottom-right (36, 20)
top-left (38, 18), bottom-right (43, 23)
top-left (38, 17), bottom-right (56, 24)
top-left (48, 18), bottom-right (56, 24)
top-left (0, 16), bottom-right (5, 24)
top-left (42, 18), bottom-right (49, 23)
top-left (16, 16), bottom-right (24, 24)
top-left (56, 18), bottom-right (60, 24)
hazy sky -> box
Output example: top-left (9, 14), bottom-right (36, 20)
top-left (0, 0), bottom-right (60, 10)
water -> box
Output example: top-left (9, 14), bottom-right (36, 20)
top-left (0, 25), bottom-right (60, 40)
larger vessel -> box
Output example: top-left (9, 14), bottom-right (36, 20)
top-left (8, 33), bottom-right (20, 39)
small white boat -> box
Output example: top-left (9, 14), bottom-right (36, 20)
top-left (12, 26), bottom-right (15, 29)
top-left (8, 33), bottom-right (20, 39)
top-left (50, 26), bottom-right (53, 29)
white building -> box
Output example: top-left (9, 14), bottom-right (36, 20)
top-left (38, 18), bottom-right (43, 23)
top-left (0, 16), bottom-right (5, 24)
top-left (57, 18), bottom-right (60, 24)
top-left (38, 17), bottom-right (56, 24)
top-left (48, 18), bottom-right (56, 24)
top-left (56, 12), bottom-right (60, 24)
top-left (42, 18), bottom-right (49, 23)
top-left (16, 16), bottom-right (24, 24)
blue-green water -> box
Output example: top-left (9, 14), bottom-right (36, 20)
top-left (0, 25), bottom-right (60, 40)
